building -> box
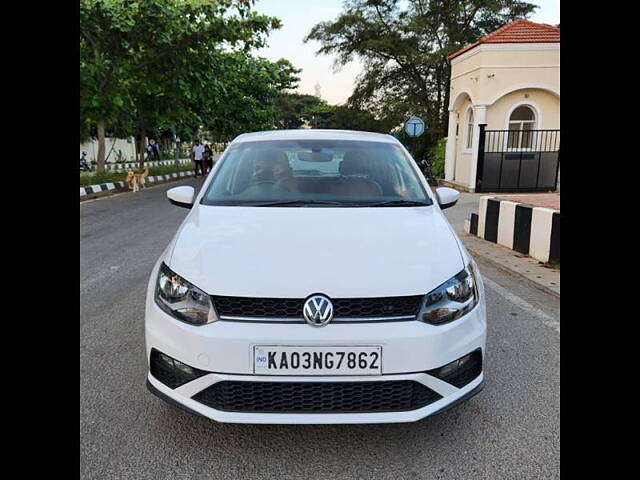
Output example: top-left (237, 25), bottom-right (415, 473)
top-left (444, 19), bottom-right (560, 192)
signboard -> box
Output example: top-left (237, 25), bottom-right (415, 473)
top-left (404, 116), bottom-right (425, 137)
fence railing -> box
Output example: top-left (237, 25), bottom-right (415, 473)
top-left (483, 129), bottom-right (560, 153)
top-left (476, 126), bottom-right (560, 192)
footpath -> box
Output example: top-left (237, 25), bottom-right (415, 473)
top-left (80, 155), bottom-right (220, 201)
top-left (444, 191), bottom-right (560, 297)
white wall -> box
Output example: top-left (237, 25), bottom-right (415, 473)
top-left (80, 137), bottom-right (138, 163)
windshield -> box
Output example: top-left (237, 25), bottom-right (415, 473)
top-left (201, 139), bottom-right (432, 206)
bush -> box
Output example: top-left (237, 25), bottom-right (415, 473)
top-left (428, 137), bottom-right (446, 179)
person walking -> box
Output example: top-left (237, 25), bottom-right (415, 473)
top-left (146, 139), bottom-right (160, 162)
top-left (203, 144), bottom-right (214, 176)
top-left (152, 139), bottom-right (161, 160)
top-left (192, 139), bottom-right (205, 177)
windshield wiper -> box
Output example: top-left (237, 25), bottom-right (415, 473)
top-left (250, 200), bottom-right (359, 207)
top-left (366, 200), bottom-right (432, 207)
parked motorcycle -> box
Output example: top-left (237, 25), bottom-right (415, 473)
top-left (417, 158), bottom-right (436, 185)
top-left (80, 152), bottom-right (93, 172)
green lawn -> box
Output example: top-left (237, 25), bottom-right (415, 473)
top-left (80, 162), bottom-right (196, 186)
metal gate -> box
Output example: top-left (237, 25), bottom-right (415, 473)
top-left (475, 125), bottom-right (560, 192)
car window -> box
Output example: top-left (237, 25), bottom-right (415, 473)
top-left (201, 139), bottom-right (431, 206)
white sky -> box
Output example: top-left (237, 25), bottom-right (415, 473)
top-left (254, 0), bottom-right (560, 105)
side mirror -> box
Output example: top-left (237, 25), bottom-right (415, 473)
top-left (167, 186), bottom-right (195, 209)
top-left (435, 187), bottom-right (460, 210)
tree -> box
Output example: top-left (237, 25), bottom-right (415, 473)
top-left (305, 0), bottom-right (538, 148)
top-left (273, 93), bottom-right (325, 129)
top-left (304, 103), bottom-right (337, 129)
top-left (201, 55), bottom-right (300, 142)
top-left (80, 0), bottom-right (283, 171)
top-left (327, 105), bottom-right (397, 132)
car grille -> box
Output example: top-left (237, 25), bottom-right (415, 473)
top-left (210, 295), bottom-right (423, 321)
top-left (192, 380), bottom-right (442, 413)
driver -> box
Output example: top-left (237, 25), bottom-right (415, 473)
top-left (253, 151), bottom-right (297, 191)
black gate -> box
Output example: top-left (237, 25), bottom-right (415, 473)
top-left (475, 125), bottom-right (560, 192)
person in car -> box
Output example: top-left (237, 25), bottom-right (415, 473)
top-left (336, 152), bottom-right (382, 197)
top-left (253, 152), bottom-right (297, 192)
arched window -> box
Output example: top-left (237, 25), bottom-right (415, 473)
top-left (507, 105), bottom-right (537, 149)
top-left (465, 108), bottom-right (474, 150)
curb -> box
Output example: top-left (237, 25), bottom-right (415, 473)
top-left (465, 195), bottom-right (559, 264)
top-left (103, 159), bottom-right (191, 171)
top-left (80, 170), bottom-right (195, 197)
top-left (462, 236), bottom-right (560, 298)
top-left (437, 179), bottom-right (474, 192)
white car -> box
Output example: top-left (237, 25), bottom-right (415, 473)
top-left (145, 129), bottom-right (486, 424)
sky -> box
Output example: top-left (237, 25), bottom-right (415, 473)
top-left (254, 0), bottom-right (560, 105)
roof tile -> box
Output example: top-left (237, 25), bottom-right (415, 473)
top-left (448, 19), bottom-right (560, 60)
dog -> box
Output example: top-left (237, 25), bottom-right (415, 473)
top-left (126, 168), bottom-right (149, 192)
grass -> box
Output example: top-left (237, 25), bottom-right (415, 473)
top-left (80, 162), bottom-right (196, 187)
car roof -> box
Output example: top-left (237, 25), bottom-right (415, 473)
top-left (231, 129), bottom-right (399, 144)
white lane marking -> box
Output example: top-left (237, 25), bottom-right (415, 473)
top-left (483, 277), bottom-right (560, 333)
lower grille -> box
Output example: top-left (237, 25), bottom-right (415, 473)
top-left (192, 380), bottom-right (442, 413)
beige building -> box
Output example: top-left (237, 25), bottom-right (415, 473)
top-left (444, 19), bottom-right (560, 192)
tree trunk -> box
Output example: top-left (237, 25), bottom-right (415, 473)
top-left (138, 130), bottom-right (146, 169)
top-left (96, 119), bottom-right (106, 173)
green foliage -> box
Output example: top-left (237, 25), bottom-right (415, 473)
top-left (392, 127), bottom-right (431, 162)
top-left (305, 0), bottom-right (538, 145)
top-left (273, 93), bottom-right (326, 129)
top-left (80, 0), bottom-right (300, 168)
top-left (272, 92), bottom-right (397, 132)
top-left (428, 137), bottom-right (447, 178)
top-left (328, 105), bottom-right (397, 132)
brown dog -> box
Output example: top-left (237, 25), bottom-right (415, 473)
top-left (126, 168), bottom-right (149, 192)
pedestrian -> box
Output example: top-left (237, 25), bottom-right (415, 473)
top-left (203, 144), bottom-right (214, 176)
top-left (146, 139), bottom-right (160, 162)
top-left (192, 139), bottom-right (205, 177)
top-left (153, 139), bottom-right (161, 160)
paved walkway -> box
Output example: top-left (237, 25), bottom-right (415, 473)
top-left (442, 190), bottom-right (560, 297)
top-left (495, 193), bottom-right (559, 210)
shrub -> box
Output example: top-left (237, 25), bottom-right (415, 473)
top-left (428, 137), bottom-right (446, 179)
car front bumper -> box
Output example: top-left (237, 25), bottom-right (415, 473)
top-left (145, 261), bottom-right (487, 424)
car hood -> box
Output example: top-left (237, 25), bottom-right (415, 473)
top-left (168, 205), bottom-right (464, 298)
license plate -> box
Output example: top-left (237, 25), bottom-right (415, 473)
top-left (253, 345), bottom-right (382, 376)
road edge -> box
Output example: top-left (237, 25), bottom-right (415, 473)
top-left (463, 237), bottom-right (560, 298)
top-left (80, 171), bottom-right (197, 202)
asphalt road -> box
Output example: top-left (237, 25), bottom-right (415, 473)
top-left (80, 180), bottom-right (560, 480)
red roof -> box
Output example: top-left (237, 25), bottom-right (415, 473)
top-left (448, 19), bottom-right (560, 60)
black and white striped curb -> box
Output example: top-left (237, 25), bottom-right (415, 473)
top-left (465, 196), bottom-right (559, 263)
top-left (80, 170), bottom-right (195, 197)
top-left (103, 159), bottom-right (191, 171)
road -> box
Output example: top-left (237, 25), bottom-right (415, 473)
top-left (80, 180), bottom-right (560, 480)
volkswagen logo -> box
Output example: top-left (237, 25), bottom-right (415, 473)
top-left (303, 295), bottom-right (334, 327)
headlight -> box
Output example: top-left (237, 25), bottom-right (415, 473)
top-left (155, 263), bottom-right (218, 325)
top-left (420, 263), bottom-right (479, 325)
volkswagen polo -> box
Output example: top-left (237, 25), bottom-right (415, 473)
top-left (145, 129), bottom-right (486, 424)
